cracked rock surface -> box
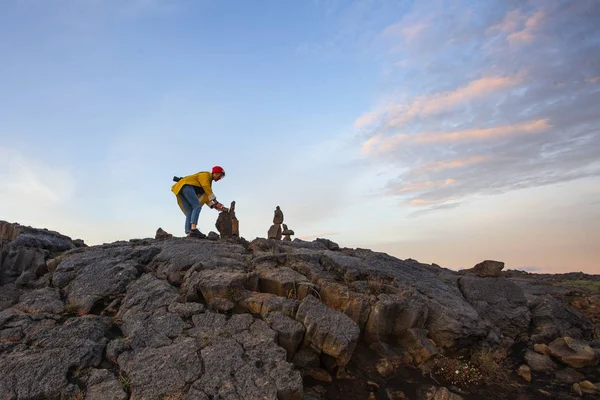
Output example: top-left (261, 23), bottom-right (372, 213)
top-left (0, 220), bottom-right (598, 400)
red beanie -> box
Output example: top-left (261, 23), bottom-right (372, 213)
top-left (212, 166), bottom-right (225, 174)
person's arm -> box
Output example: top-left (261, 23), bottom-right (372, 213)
top-left (197, 172), bottom-right (218, 207)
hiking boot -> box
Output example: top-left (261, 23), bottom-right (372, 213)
top-left (188, 229), bottom-right (206, 239)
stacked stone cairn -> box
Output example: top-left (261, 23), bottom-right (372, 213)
top-left (267, 206), bottom-right (294, 241)
top-left (215, 201), bottom-right (239, 239)
top-left (282, 224), bottom-right (294, 241)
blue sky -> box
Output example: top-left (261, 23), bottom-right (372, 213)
top-left (1, 0), bottom-right (599, 273)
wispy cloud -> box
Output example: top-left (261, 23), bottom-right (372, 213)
top-left (415, 156), bottom-right (491, 173)
top-left (390, 179), bottom-right (456, 194)
top-left (355, 0), bottom-right (600, 214)
top-left (507, 10), bottom-right (545, 44)
top-left (355, 74), bottom-right (522, 129)
top-left (362, 119), bottom-right (550, 155)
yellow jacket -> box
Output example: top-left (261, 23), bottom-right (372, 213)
top-left (172, 171), bottom-right (216, 214)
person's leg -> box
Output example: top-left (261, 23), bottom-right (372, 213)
top-left (180, 185), bottom-right (203, 233)
top-left (178, 186), bottom-right (194, 235)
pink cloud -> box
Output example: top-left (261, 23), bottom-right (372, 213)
top-left (415, 156), bottom-right (491, 173)
top-left (391, 179), bottom-right (456, 194)
top-left (355, 74), bottom-right (522, 129)
top-left (416, 119), bottom-right (550, 144)
top-left (508, 10), bottom-right (545, 45)
top-left (362, 119), bottom-right (550, 155)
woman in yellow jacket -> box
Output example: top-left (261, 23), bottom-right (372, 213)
top-left (172, 166), bottom-right (226, 237)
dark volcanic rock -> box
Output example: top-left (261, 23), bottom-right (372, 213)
top-left (295, 295), bottom-right (360, 369)
top-left (462, 260), bottom-right (505, 277)
top-left (528, 294), bottom-right (593, 343)
top-left (0, 221), bottom-right (80, 287)
top-left (0, 283), bottom-right (21, 311)
top-left (84, 369), bottom-right (128, 400)
top-left (1, 220), bottom-right (599, 400)
top-left (525, 349), bottom-right (558, 373)
top-left (458, 276), bottom-right (531, 339)
top-left (116, 274), bottom-right (184, 349)
top-left (0, 316), bottom-right (107, 399)
top-left (53, 244), bottom-right (158, 314)
top-left (15, 287), bottom-right (64, 314)
top-left (118, 338), bottom-right (202, 400)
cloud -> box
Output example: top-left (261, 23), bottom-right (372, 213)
top-left (407, 202), bottom-right (463, 217)
top-left (0, 147), bottom-right (75, 204)
top-left (390, 179), bottom-right (456, 194)
top-left (356, 0), bottom-right (600, 210)
top-left (362, 119), bottom-right (550, 155)
top-left (355, 74), bottom-right (522, 129)
top-left (507, 10), bottom-right (545, 44)
top-left (0, 147), bottom-right (82, 234)
top-left (415, 156), bottom-right (491, 173)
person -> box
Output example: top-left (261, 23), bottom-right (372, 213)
top-left (171, 166), bottom-right (226, 237)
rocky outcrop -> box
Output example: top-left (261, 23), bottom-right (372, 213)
top-left (458, 276), bottom-right (530, 339)
top-left (1, 221), bottom-right (598, 400)
top-left (0, 221), bottom-right (84, 288)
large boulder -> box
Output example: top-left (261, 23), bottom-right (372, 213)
top-left (548, 337), bottom-right (597, 368)
top-left (458, 276), bottom-right (530, 339)
top-left (461, 260), bottom-right (504, 277)
top-left (525, 349), bottom-right (558, 373)
top-left (294, 295), bottom-right (360, 369)
top-left (265, 311), bottom-right (306, 361)
top-left (258, 267), bottom-right (309, 297)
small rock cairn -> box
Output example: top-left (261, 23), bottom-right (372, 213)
top-left (267, 206), bottom-right (294, 241)
top-left (215, 201), bottom-right (239, 239)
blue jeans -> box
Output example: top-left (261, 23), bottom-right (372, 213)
top-left (178, 185), bottom-right (202, 233)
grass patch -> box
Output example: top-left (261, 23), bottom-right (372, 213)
top-left (561, 280), bottom-right (600, 292)
top-left (470, 347), bottom-right (512, 385)
top-left (118, 372), bottom-right (131, 392)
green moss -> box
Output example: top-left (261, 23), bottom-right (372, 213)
top-left (561, 280), bottom-right (600, 292)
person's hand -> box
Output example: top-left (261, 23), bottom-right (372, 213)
top-left (215, 202), bottom-right (224, 211)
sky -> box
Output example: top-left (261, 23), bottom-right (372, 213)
top-left (1, 0), bottom-right (599, 274)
